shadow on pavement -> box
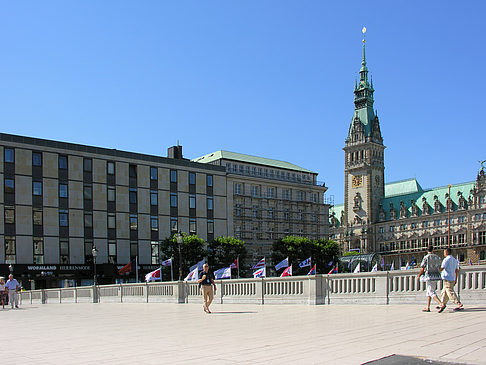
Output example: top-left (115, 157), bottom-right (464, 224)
top-left (363, 354), bottom-right (467, 365)
top-left (210, 311), bottom-right (257, 314)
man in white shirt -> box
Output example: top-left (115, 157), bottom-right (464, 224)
top-left (417, 245), bottom-right (443, 312)
top-left (5, 274), bottom-right (20, 309)
top-left (438, 248), bottom-right (463, 313)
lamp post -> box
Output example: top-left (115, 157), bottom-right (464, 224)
top-left (92, 245), bottom-right (98, 303)
top-left (448, 184), bottom-right (452, 247)
top-left (176, 232), bottom-right (183, 281)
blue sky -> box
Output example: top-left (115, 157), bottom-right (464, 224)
top-left (1, 1), bottom-right (484, 204)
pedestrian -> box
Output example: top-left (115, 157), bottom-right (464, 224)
top-left (5, 274), bottom-right (20, 309)
top-left (438, 248), bottom-right (464, 313)
top-left (417, 246), bottom-right (443, 312)
top-left (198, 263), bottom-right (216, 314)
top-left (0, 277), bottom-right (7, 310)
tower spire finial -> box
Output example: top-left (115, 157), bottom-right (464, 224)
top-left (362, 26), bottom-right (367, 66)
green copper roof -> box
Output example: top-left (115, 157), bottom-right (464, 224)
top-left (192, 150), bottom-right (316, 174)
top-left (385, 178), bottom-right (423, 197)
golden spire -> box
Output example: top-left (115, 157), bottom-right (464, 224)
top-left (362, 26), bottom-right (367, 44)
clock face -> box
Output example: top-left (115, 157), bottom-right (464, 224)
top-left (352, 175), bottom-right (363, 188)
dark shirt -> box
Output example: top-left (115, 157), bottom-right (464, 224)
top-left (199, 270), bottom-right (214, 286)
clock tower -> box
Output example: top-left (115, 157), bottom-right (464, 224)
top-left (343, 28), bottom-right (385, 253)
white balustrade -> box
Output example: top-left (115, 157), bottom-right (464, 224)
top-left (18, 265), bottom-right (486, 306)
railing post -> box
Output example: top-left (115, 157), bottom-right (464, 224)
top-left (146, 282), bottom-right (149, 303)
top-left (176, 281), bottom-right (185, 303)
top-left (120, 283), bottom-right (123, 303)
top-left (59, 289), bottom-right (62, 304)
top-left (41, 289), bottom-right (47, 304)
top-left (75, 286), bottom-right (78, 303)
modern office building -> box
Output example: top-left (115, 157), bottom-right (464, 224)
top-left (329, 36), bottom-right (486, 267)
top-left (193, 151), bottom-right (330, 260)
top-left (0, 133), bottom-right (228, 287)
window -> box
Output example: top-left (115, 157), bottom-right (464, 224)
top-left (170, 193), bottom-right (178, 207)
top-left (33, 181), bottom-right (43, 196)
top-left (108, 240), bottom-right (117, 264)
top-left (108, 187), bottom-right (115, 202)
top-left (189, 218), bottom-right (197, 234)
top-left (170, 170), bottom-right (177, 183)
top-left (207, 197), bottom-right (213, 211)
top-left (59, 155), bottom-right (68, 169)
top-left (312, 193), bottom-right (318, 203)
top-left (389, 226), bottom-right (395, 232)
top-left (32, 152), bottom-right (42, 166)
top-left (60, 239), bottom-right (69, 264)
top-left (411, 222), bottom-right (417, 229)
top-left (434, 219), bottom-right (441, 226)
top-left (284, 209), bottom-right (289, 220)
top-left (81, 185), bottom-right (91, 201)
top-left (130, 215), bottom-right (138, 230)
top-left (258, 168), bottom-right (262, 176)
top-left (33, 238), bottom-right (44, 264)
top-left (129, 164), bottom-right (137, 178)
top-left (189, 172), bottom-right (196, 185)
top-left (226, 163), bottom-right (231, 172)
top-left (283, 190), bottom-right (290, 200)
top-left (84, 158), bottom-right (92, 172)
top-left (239, 165), bottom-right (244, 174)
top-left (312, 213), bottom-right (317, 222)
top-left (4, 206), bottom-right (14, 224)
top-left (207, 174), bottom-right (213, 187)
top-left (264, 169), bottom-right (268, 177)
top-left (84, 212), bottom-right (93, 228)
top-left (208, 220), bottom-right (214, 234)
top-left (267, 188), bottom-right (275, 198)
top-left (33, 209), bottom-right (42, 226)
top-left (4, 148), bottom-right (14, 163)
top-left (130, 242), bottom-right (138, 260)
top-left (245, 166), bottom-right (250, 175)
top-left (59, 210), bottom-right (68, 226)
top-left (298, 210), bottom-right (303, 221)
top-left (129, 188), bottom-right (137, 204)
top-left (151, 241), bottom-right (159, 265)
top-left (4, 237), bottom-right (15, 264)
top-left (107, 161), bottom-right (115, 175)
top-left (252, 206), bottom-right (258, 218)
top-left (251, 186), bottom-right (258, 197)
top-left (4, 178), bottom-right (14, 194)
top-left (480, 251), bottom-right (486, 261)
top-left (108, 214), bottom-right (116, 229)
top-left (298, 191), bottom-right (305, 201)
top-left (170, 217), bottom-right (178, 232)
top-left (235, 183), bottom-right (242, 195)
top-left (423, 221), bottom-right (429, 228)
top-left (59, 183), bottom-right (68, 198)
top-left (479, 231), bottom-right (486, 245)
top-left (150, 190), bottom-right (158, 206)
top-left (235, 204), bottom-right (241, 217)
top-left (151, 216), bottom-right (158, 231)
top-left (268, 208), bottom-right (274, 219)
top-left (189, 195), bottom-right (196, 209)
top-left (379, 227), bottom-right (385, 233)
top-left (400, 224), bottom-right (406, 231)
top-left (150, 167), bottom-right (158, 181)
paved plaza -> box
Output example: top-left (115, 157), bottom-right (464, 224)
top-left (3, 301), bottom-right (486, 364)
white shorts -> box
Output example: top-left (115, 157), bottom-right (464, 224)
top-left (426, 281), bottom-right (438, 298)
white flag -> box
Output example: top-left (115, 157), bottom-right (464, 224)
top-left (145, 268), bottom-right (161, 282)
top-left (184, 267), bottom-right (199, 282)
top-left (353, 263), bottom-right (361, 274)
top-left (214, 267), bottom-right (231, 280)
top-left (371, 263), bottom-right (378, 272)
top-left (190, 259), bottom-right (205, 272)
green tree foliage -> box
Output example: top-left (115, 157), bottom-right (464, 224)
top-left (159, 233), bottom-right (206, 280)
top-left (208, 236), bottom-right (246, 271)
top-left (271, 236), bottom-right (340, 275)
top-left (343, 251), bottom-right (360, 256)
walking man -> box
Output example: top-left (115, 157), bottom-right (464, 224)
top-left (417, 245), bottom-right (443, 312)
top-left (5, 274), bottom-right (20, 309)
top-left (198, 264), bottom-right (216, 313)
top-left (438, 248), bottom-right (464, 313)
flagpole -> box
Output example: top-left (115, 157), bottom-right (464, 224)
top-left (136, 256), bottom-right (139, 283)
top-left (237, 255), bottom-right (240, 279)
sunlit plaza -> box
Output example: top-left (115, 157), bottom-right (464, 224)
top-left (4, 302), bottom-right (486, 364)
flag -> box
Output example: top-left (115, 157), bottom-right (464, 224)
top-left (253, 267), bottom-right (266, 278)
top-left (299, 257), bottom-right (312, 268)
top-left (161, 258), bottom-right (172, 267)
top-left (371, 263), bottom-right (378, 272)
top-left (281, 265), bottom-right (292, 277)
top-left (353, 263), bottom-right (360, 274)
top-left (230, 258), bottom-right (238, 269)
top-left (404, 261), bottom-right (410, 270)
top-left (214, 267), bottom-right (231, 280)
top-left (118, 260), bottom-right (135, 275)
top-left (145, 268), bottom-right (161, 282)
top-left (184, 267), bottom-right (199, 282)
top-left (190, 259), bottom-right (205, 272)
top-left (328, 266), bottom-right (338, 274)
top-left (252, 258), bottom-right (265, 269)
top-left (275, 257), bottom-right (289, 270)
top-left (410, 257), bottom-right (416, 266)
top-left (380, 257), bottom-right (385, 268)
top-left (390, 261), bottom-right (395, 271)
top-left (469, 258), bottom-right (473, 266)
top-left (308, 264), bottom-right (316, 275)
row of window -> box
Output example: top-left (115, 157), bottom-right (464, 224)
top-left (378, 214), bottom-right (486, 233)
top-left (225, 163), bottom-right (313, 184)
top-left (234, 183), bottom-right (319, 202)
top-left (234, 205), bottom-right (319, 221)
top-left (3, 148), bottom-right (214, 187)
